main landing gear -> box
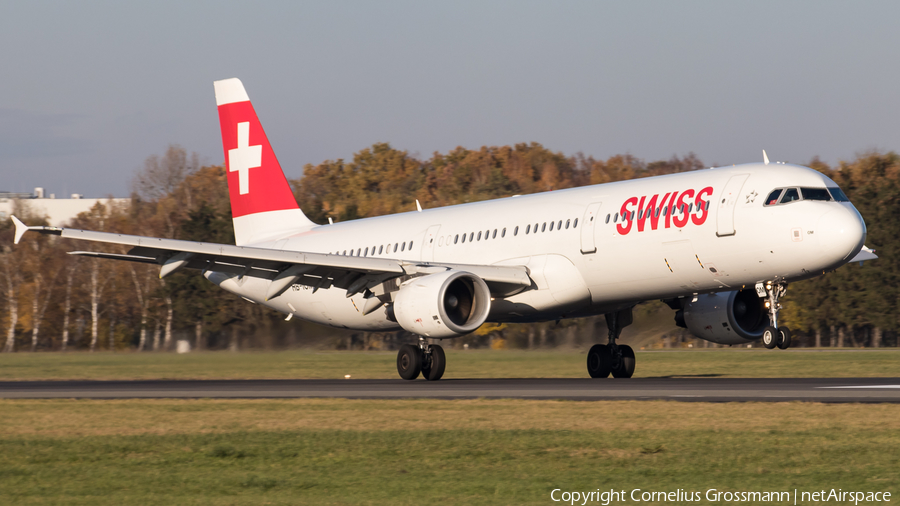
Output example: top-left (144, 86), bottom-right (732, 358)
top-left (397, 338), bottom-right (446, 381)
top-left (587, 309), bottom-right (636, 378)
top-left (759, 281), bottom-right (792, 350)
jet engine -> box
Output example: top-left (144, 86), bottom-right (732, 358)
top-left (392, 270), bottom-right (492, 338)
top-left (675, 289), bottom-right (769, 344)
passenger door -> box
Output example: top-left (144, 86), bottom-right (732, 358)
top-left (716, 174), bottom-right (749, 237)
top-left (420, 224), bottom-right (441, 261)
top-left (580, 202), bottom-right (603, 254)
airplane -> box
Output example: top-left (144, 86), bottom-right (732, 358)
top-left (12, 78), bottom-right (876, 381)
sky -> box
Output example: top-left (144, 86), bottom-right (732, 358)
top-left (1, 1), bottom-right (898, 198)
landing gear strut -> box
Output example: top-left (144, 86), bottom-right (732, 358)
top-left (587, 309), bottom-right (636, 378)
top-left (759, 282), bottom-right (792, 350)
top-left (397, 338), bottom-right (445, 381)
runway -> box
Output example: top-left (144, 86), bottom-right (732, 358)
top-left (1, 377), bottom-right (899, 402)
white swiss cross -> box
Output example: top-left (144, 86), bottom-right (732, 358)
top-left (228, 122), bottom-right (262, 195)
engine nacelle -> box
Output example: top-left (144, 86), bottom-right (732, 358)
top-left (680, 289), bottom-right (769, 344)
top-left (393, 270), bottom-right (491, 338)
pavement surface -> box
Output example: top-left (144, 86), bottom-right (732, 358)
top-left (1, 377), bottom-right (899, 402)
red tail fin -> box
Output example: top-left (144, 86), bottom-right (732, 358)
top-left (214, 78), bottom-right (314, 245)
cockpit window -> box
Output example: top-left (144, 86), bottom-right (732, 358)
top-left (828, 187), bottom-right (850, 202)
top-left (800, 188), bottom-right (832, 201)
top-left (765, 189), bottom-right (783, 206)
top-left (779, 188), bottom-right (800, 204)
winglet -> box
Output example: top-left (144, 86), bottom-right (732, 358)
top-left (763, 150), bottom-right (770, 165)
top-left (11, 215), bottom-right (28, 244)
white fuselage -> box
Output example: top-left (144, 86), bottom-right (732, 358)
top-left (209, 163), bottom-right (866, 332)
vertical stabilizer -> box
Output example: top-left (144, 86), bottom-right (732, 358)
top-left (214, 78), bottom-right (316, 245)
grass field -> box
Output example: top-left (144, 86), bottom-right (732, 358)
top-left (0, 399), bottom-right (898, 505)
top-left (0, 348), bottom-right (898, 381)
top-left (0, 350), bottom-right (897, 504)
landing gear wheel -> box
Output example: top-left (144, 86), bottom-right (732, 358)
top-left (776, 327), bottom-right (792, 350)
top-left (587, 344), bottom-right (612, 378)
top-left (397, 344), bottom-right (422, 380)
top-left (422, 344), bottom-right (446, 381)
top-left (762, 326), bottom-right (778, 349)
top-left (611, 345), bottom-right (636, 378)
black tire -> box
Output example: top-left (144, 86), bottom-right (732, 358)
top-left (397, 344), bottom-right (422, 380)
top-left (422, 344), bottom-right (446, 381)
top-left (762, 326), bottom-right (778, 349)
top-left (611, 344), bottom-right (636, 378)
top-left (587, 344), bottom-right (611, 378)
top-left (776, 327), bottom-right (792, 350)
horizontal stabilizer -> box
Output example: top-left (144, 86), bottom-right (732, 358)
top-left (849, 245), bottom-right (877, 264)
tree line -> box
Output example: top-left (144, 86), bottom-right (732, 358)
top-left (0, 143), bottom-right (897, 352)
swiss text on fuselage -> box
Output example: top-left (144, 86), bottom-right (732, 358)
top-left (617, 186), bottom-right (714, 235)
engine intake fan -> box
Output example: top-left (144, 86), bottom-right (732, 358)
top-left (393, 270), bottom-right (491, 338)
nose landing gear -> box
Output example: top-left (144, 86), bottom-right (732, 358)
top-left (759, 282), bottom-right (792, 350)
top-left (587, 309), bottom-right (636, 378)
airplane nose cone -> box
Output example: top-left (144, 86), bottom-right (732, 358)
top-left (816, 206), bottom-right (866, 263)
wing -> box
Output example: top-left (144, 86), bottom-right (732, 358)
top-left (12, 217), bottom-right (532, 299)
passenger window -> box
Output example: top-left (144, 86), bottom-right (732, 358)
top-left (526, 224), bottom-right (531, 234)
top-left (780, 188), bottom-right (800, 204)
top-left (800, 188), bottom-right (832, 201)
top-left (573, 218), bottom-right (578, 228)
top-left (469, 232), bottom-right (474, 242)
top-left (638, 209), bottom-right (643, 220)
top-left (630, 211), bottom-right (635, 220)
top-left (379, 245), bottom-right (383, 254)
top-left (461, 233), bottom-right (466, 243)
top-left (485, 229), bottom-right (489, 239)
top-left (688, 204), bottom-right (693, 213)
top-left (364, 247), bottom-right (369, 256)
top-left (541, 222), bottom-right (547, 232)
top-left (573, 219), bottom-right (577, 228)
top-left (613, 213), bottom-right (618, 222)
top-left (557, 220), bottom-right (562, 230)
top-left (454, 235), bottom-right (459, 244)
top-left (477, 231), bottom-right (482, 241)
top-left (393, 243), bottom-right (398, 252)
top-left (549, 221), bottom-right (554, 231)
top-left (492, 229), bottom-right (497, 239)
top-left (438, 237), bottom-right (443, 246)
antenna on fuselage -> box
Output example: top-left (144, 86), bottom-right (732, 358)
top-left (763, 150), bottom-right (770, 165)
